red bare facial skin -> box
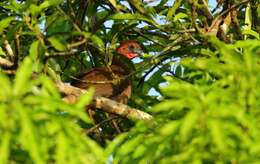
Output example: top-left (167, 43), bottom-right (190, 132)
top-left (116, 41), bottom-right (142, 59)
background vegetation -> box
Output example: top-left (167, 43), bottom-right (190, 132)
top-left (0, 0), bottom-right (259, 163)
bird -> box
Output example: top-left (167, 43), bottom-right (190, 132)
top-left (72, 41), bottom-right (142, 103)
top-left (71, 41), bottom-right (143, 135)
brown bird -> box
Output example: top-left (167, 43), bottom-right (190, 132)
top-left (71, 41), bottom-right (143, 134)
top-left (72, 41), bottom-right (142, 103)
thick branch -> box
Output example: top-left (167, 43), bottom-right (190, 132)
top-left (4, 39), bottom-right (15, 62)
top-left (56, 82), bottom-right (153, 121)
top-left (93, 97), bottom-right (153, 121)
top-left (0, 57), bottom-right (14, 68)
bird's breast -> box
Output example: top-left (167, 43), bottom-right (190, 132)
top-left (71, 65), bottom-right (132, 103)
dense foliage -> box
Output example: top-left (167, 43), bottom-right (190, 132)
top-left (0, 0), bottom-right (259, 163)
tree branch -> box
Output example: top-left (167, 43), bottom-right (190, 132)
top-left (4, 39), bottom-right (15, 62)
top-left (0, 57), bottom-right (14, 68)
top-left (56, 82), bottom-right (154, 121)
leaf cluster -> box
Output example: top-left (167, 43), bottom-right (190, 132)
top-left (0, 0), bottom-right (259, 163)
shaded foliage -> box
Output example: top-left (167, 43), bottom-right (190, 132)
top-left (0, 0), bottom-right (259, 163)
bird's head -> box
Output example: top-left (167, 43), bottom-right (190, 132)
top-left (116, 41), bottom-right (143, 59)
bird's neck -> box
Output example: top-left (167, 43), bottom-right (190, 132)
top-left (111, 55), bottom-right (135, 74)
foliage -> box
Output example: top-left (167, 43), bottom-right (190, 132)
top-left (0, 0), bottom-right (259, 163)
top-left (110, 39), bottom-right (260, 163)
top-left (0, 58), bottom-right (103, 163)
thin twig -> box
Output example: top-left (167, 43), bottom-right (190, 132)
top-left (45, 49), bottom-right (79, 58)
top-left (67, 38), bottom-right (87, 49)
top-left (57, 6), bottom-right (82, 32)
top-left (85, 116), bottom-right (119, 134)
top-left (216, 0), bottom-right (249, 20)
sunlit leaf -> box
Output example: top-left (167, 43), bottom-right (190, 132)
top-left (109, 13), bottom-right (155, 25)
top-left (76, 87), bottom-right (94, 109)
top-left (48, 36), bottom-right (67, 51)
top-left (180, 109), bottom-right (199, 142)
top-left (0, 74), bottom-right (11, 101)
top-left (167, 0), bottom-right (183, 21)
top-left (0, 132), bottom-right (11, 164)
top-left (13, 58), bottom-right (33, 96)
top-left (242, 29), bottom-right (260, 39)
top-left (209, 120), bottom-right (228, 153)
top-left (0, 17), bottom-right (15, 34)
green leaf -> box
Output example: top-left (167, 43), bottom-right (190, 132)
top-left (0, 132), bottom-right (11, 164)
top-left (30, 46), bottom-right (43, 73)
top-left (105, 133), bottom-right (128, 158)
top-left (0, 47), bottom-right (6, 56)
top-left (28, 4), bottom-right (42, 16)
top-left (29, 41), bottom-right (39, 60)
top-left (0, 17), bottom-right (15, 34)
top-left (209, 120), bottom-right (228, 153)
top-left (0, 74), bottom-right (11, 101)
top-left (180, 109), bottom-right (199, 142)
top-left (109, 13), bottom-right (155, 25)
top-left (151, 100), bottom-right (177, 113)
top-left (75, 87), bottom-right (94, 109)
top-left (42, 0), bottom-right (63, 7)
top-left (39, 76), bottom-right (60, 99)
top-left (242, 29), bottom-right (260, 39)
top-left (13, 58), bottom-right (33, 96)
top-left (48, 36), bottom-right (67, 51)
top-left (56, 132), bottom-right (68, 164)
top-left (167, 0), bottom-right (183, 21)
top-left (116, 135), bottom-right (143, 157)
top-left (46, 16), bottom-right (71, 36)
top-left (160, 120), bottom-right (180, 136)
top-left (17, 103), bottom-right (44, 164)
top-left (91, 35), bottom-right (105, 49)
top-left (173, 12), bottom-right (188, 22)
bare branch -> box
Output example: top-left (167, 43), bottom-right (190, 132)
top-left (1, 69), bottom-right (16, 74)
top-left (93, 97), bottom-right (153, 121)
top-left (45, 49), bottom-right (80, 59)
top-left (4, 39), bottom-right (15, 62)
top-left (56, 82), bottom-right (154, 121)
top-left (85, 115), bottom-right (119, 134)
top-left (0, 57), bottom-right (14, 68)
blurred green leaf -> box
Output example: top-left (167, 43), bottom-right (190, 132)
top-left (13, 58), bottom-right (33, 96)
top-left (0, 47), bottom-right (6, 56)
top-left (76, 87), bottom-right (94, 109)
top-left (180, 109), bottom-right (199, 142)
top-left (0, 132), bottom-right (11, 164)
top-left (209, 120), bottom-right (228, 154)
top-left (0, 1), bottom-right (260, 163)
top-left (0, 74), bottom-right (11, 101)
top-left (173, 12), bottom-right (188, 22)
top-left (29, 41), bottom-right (39, 61)
top-left (167, 0), bottom-right (183, 21)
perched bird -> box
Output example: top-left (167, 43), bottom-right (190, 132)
top-left (72, 41), bottom-right (142, 103)
top-left (71, 41), bottom-right (143, 136)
